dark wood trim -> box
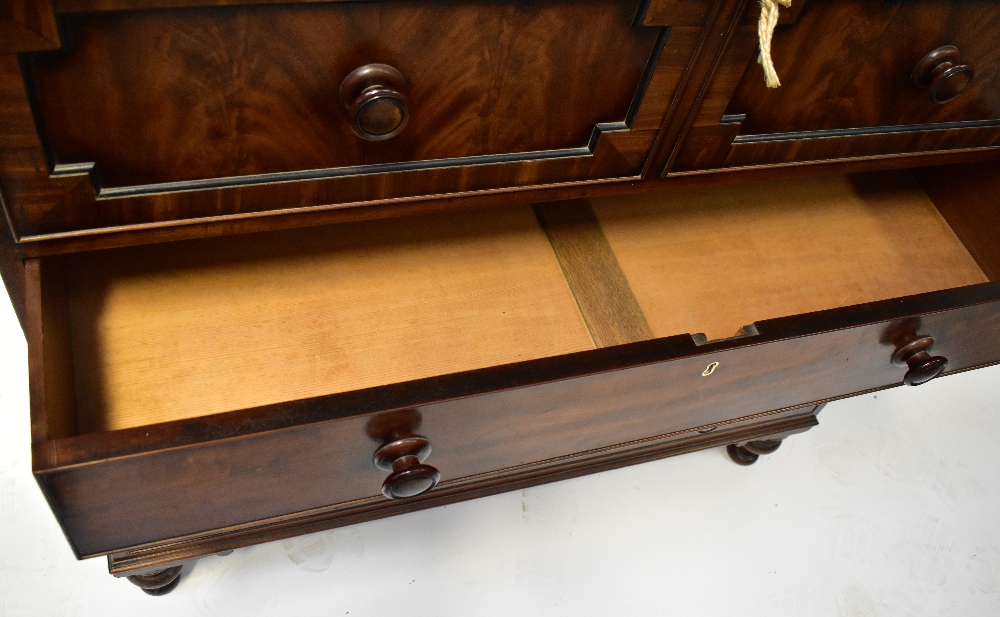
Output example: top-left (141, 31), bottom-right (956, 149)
top-left (0, 0), bottom-right (59, 53)
top-left (12, 146), bottom-right (1000, 260)
top-left (664, 147), bottom-right (1000, 180)
top-left (737, 0), bottom-right (806, 25)
top-left (731, 119), bottom-right (1000, 145)
top-left (23, 259), bottom-right (48, 447)
top-left (534, 199), bottom-right (653, 347)
top-left (642, 0), bottom-right (804, 29)
top-left (720, 126), bottom-right (1000, 168)
top-left (625, 28), bottom-right (671, 126)
top-left (54, 0), bottom-right (437, 11)
top-left (83, 148), bottom-right (597, 200)
top-left (0, 200), bottom-right (26, 331)
top-left (654, 0), bottom-right (752, 176)
top-left (642, 0), bottom-right (713, 26)
top-left (919, 163), bottom-right (1000, 282)
top-left (106, 409), bottom-right (821, 574)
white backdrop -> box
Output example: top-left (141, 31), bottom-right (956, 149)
top-left (1, 292), bottom-right (998, 616)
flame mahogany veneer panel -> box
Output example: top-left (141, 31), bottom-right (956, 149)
top-left (669, 0), bottom-right (1000, 173)
top-left (0, 0), bottom-right (706, 249)
top-left (30, 1), bottom-right (657, 187)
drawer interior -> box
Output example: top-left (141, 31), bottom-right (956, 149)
top-left (591, 173), bottom-right (988, 341)
top-left (36, 169), bottom-right (996, 437)
top-left (42, 207), bottom-right (597, 435)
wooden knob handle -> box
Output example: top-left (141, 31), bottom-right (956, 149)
top-left (339, 63), bottom-right (410, 141)
top-left (373, 435), bottom-right (440, 499)
top-left (912, 45), bottom-right (974, 104)
top-left (891, 335), bottom-right (948, 386)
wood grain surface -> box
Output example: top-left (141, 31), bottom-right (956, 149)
top-left (29, 1), bottom-right (657, 187)
top-left (0, 218), bottom-right (26, 330)
top-left (63, 205), bottom-right (593, 432)
top-left (591, 173), bottom-right (988, 340)
top-left (106, 409), bottom-right (823, 573)
top-left (669, 0), bottom-right (1000, 172)
top-left (4, 0), bottom-right (1000, 573)
top-left (729, 0), bottom-right (1000, 135)
top-left (919, 162), bottom-right (1000, 282)
top-left (0, 1), bottom-right (704, 249)
top-left (48, 172), bottom-right (992, 432)
top-left (0, 0), bottom-right (59, 53)
top-left (534, 199), bottom-right (653, 347)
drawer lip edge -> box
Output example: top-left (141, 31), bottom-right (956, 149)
top-left (731, 118), bottom-right (1000, 145)
top-left (15, 175), bottom-right (640, 255)
top-left (99, 409), bottom-right (824, 567)
top-left (664, 145), bottom-right (1000, 178)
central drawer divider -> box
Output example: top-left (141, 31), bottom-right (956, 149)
top-left (534, 199), bottom-right (654, 347)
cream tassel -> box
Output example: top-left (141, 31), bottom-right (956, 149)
top-left (757, 0), bottom-right (791, 88)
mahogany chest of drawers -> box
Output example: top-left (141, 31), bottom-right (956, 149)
top-left (1, 0), bottom-right (999, 594)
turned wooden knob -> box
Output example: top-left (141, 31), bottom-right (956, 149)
top-left (891, 335), bottom-right (948, 386)
top-left (339, 63), bottom-right (410, 141)
top-left (912, 45), bottom-right (974, 104)
top-left (373, 435), bottom-right (440, 499)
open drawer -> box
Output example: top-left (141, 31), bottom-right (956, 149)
top-left (24, 166), bottom-right (1000, 570)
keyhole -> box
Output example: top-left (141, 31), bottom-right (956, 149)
top-left (702, 362), bottom-right (719, 377)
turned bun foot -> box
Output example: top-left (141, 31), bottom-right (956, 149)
top-left (726, 439), bottom-right (782, 466)
top-left (726, 443), bottom-right (759, 465)
top-left (126, 565), bottom-right (183, 596)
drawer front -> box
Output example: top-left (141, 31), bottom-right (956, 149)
top-left (667, 0), bottom-right (1000, 173)
top-left (34, 284), bottom-right (1000, 557)
top-left (3, 0), bottom-right (699, 242)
